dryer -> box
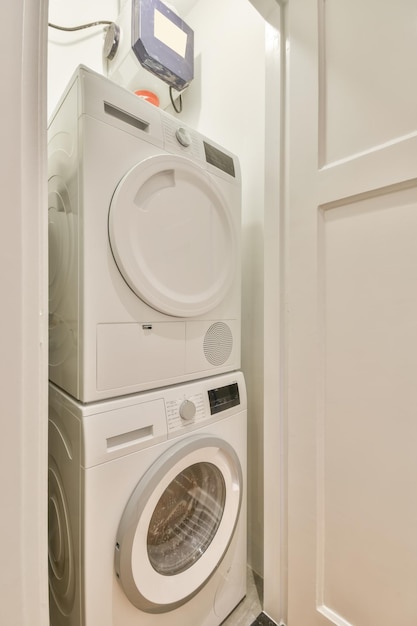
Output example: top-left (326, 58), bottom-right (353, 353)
top-left (48, 371), bottom-right (247, 626)
top-left (48, 65), bottom-right (241, 402)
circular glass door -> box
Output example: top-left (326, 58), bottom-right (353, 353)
top-left (147, 461), bottom-right (225, 576)
top-left (108, 155), bottom-right (236, 318)
top-left (114, 436), bottom-right (242, 613)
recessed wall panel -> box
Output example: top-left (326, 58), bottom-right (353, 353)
top-left (318, 185), bottom-right (417, 625)
top-left (319, 0), bottom-right (417, 166)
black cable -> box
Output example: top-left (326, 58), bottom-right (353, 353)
top-left (48, 21), bottom-right (112, 32)
top-left (169, 86), bottom-right (183, 114)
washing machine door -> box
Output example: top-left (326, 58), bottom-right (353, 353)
top-left (114, 435), bottom-right (242, 613)
top-left (108, 155), bottom-right (237, 318)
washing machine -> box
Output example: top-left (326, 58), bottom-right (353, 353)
top-left (48, 371), bottom-right (247, 626)
top-left (48, 65), bottom-right (242, 403)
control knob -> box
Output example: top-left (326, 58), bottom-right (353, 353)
top-left (179, 399), bottom-right (196, 421)
top-left (175, 127), bottom-right (191, 148)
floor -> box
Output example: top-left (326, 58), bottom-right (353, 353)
top-left (221, 567), bottom-right (263, 626)
top-left (249, 615), bottom-right (279, 626)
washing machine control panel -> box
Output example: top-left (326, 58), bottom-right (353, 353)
top-left (164, 379), bottom-right (242, 436)
top-left (165, 393), bottom-right (205, 433)
top-left (208, 382), bottom-right (240, 415)
top-left (179, 399), bottom-right (196, 420)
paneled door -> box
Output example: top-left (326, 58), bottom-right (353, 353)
top-left (286, 1), bottom-right (417, 624)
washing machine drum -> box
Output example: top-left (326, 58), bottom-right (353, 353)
top-left (114, 436), bottom-right (242, 613)
top-left (108, 155), bottom-right (237, 318)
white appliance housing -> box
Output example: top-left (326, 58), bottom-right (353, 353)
top-left (48, 66), bottom-right (242, 402)
top-left (48, 371), bottom-right (247, 626)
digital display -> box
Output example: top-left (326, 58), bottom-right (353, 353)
top-left (154, 8), bottom-right (188, 58)
top-left (208, 383), bottom-right (240, 415)
top-left (203, 141), bottom-right (236, 177)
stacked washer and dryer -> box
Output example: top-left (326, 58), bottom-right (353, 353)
top-left (47, 66), bottom-right (247, 626)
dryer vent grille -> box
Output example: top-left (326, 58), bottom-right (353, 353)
top-left (203, 322), bottom-right (233, 366)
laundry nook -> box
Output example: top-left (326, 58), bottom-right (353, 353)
top-left (5, 1), bottom-right (417, 626)
top-left (47, 2), bottom-right (251, 624)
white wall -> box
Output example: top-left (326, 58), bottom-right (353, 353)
top-left (1, 1), bottom-right (49, 625)
top-left (48, 0), bottom-right (118, 116)
top-left (262, 8), bottom-right (284, 622)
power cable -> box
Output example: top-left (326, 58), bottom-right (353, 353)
top-left (48, 21), bottom-right (112, 32)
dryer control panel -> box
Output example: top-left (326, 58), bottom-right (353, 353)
top-left (161, 117), bottom-right (237, 179)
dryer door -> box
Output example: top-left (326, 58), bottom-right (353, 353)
top-left (114, 435), bottom-right (242, 613)
top-left (108, 155), bottom-right (237, 318)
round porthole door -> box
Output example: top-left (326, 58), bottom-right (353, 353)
top-left (108, 155), bottom-right (236, 318)
top-left (114, 436), bottom-right (242, 613)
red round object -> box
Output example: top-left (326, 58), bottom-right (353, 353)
top-left (134, 90), bottom-right (160, 107)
